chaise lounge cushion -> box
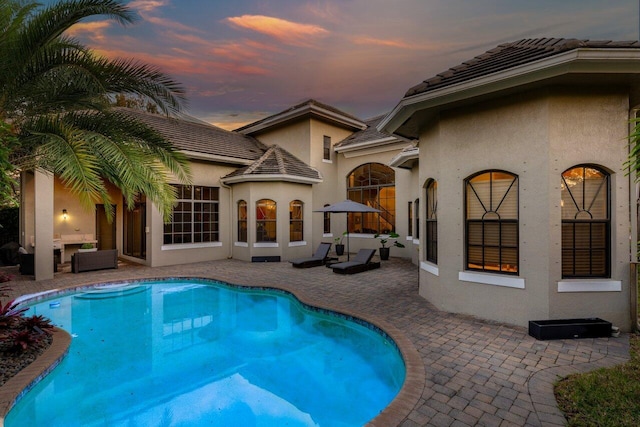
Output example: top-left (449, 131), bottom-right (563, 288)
top-left (330, 248), bottom-right (379, 275)
top-left (72, 249), bottom-right (118, 273)
top-left (290, 242), bottom-right (333, 268)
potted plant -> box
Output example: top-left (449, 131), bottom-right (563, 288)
top-left (78, 243), bottom-right (97, 253)
top-left (334, 232), bottom-right (347, 256)
top-left (374, 232), bottom-right (405, 260)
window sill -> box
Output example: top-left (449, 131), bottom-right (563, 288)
top-left (458, 271), bottom-right (525, 289)
top-left (288, 241), bottom-right (306, 247)
top-left (557, 280), bottom-right (621, 292)
top-left (420, 261), bottom-right (439, 276)
top-left (254, 242), bottom-right (278, 248)
top-left (412, 239), bottom-right (419, 245)
top-left (234, 242), bottom-right (249, 247)
top-left (162, 242), bottom-right (222, 251)
top-left (322, 159), bottom-right (333, 164)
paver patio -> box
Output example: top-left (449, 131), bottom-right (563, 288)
top-left (1, 257), bottom-right (630, 426)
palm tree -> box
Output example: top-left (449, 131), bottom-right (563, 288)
top-left (0, 0), bottom-right (191, 220)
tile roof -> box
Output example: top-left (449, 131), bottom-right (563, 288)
top-left (234, 99), bottom-right (366, 134)
top-left (222, 145), bottom-right (321, 183)
top-left (118, 108), bottom-right (266, 162)
top-left (334, 115), bottom-right (396, 148)
top-left (404, 38), bottom-right (640, 98)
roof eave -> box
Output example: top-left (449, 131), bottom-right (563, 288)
top-left (334, 136), bottom-right (401, 153)
top-left (379, 48), bottom-right (640, 138)
top-left (221, 174), bottom-right (322, 185)
top-left (180, 150), bottom-right (255, 165)
top-left (238, 104), bottom-right (367, 135)
top-left (388, 147), bottom-right (419, 169)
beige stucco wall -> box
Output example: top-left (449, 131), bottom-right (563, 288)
top-left (547, 89), bottom-right (632, 326)
top-left (253, 120), bottom-right (312, 164)
top-left (228, 181), bottom-right (316, 262)
top-left (147, 160), bottom-right (237, 267)
top-left (418, 88), bottom-right (633, 330)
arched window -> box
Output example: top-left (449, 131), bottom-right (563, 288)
top-left (237, 200), bottom-right (247, 242)
top-left (346, 163), bottom-right (395, 234)
top-left (290, 200), bottom-right (303, 242)
top-left (561, 165), bottom-right (610, 278)
top-left (465, 170), bottom-right (518, 274)
top-left (425, 180), bottom-right (437, 263)
top-left (256, 199), bottom-right (276, 242)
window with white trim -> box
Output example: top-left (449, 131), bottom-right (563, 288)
top-left (426, 180), bottom-right (437, 263)
top-left (238, 200), bottom-right (247, 242)
top-left (347, 163), bottom-right (396, 234)
top-left (164, 185), bottom-right (219, 244)
top-left (465, 170), bottom-right (518, 274)
top-left (323, 204), bottom-right (331, 234)
top-left (323, 135), bottom-right (331, 160)
top-left (290, 200), bottom-right (303, 242)
top-left (256, 199), bottom-right (277, 242)
top-left (561, 165), bottom-right (610, 278)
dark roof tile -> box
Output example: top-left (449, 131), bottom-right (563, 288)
top-left (404, 38), bottom-right (640, 98)
top-left (223, 145), bottom-right (321, 181)
top-left (335, 115), bottom-right (394, 148)
top-left (118, 108), bottom-right (266, 161)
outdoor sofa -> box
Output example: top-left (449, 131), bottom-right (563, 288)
top-left (72, 249), bottom-right (118, 273)
top-left (330, 248), bottom-right (379, 275)
top-left (290, 242), bottom-right (333, 268)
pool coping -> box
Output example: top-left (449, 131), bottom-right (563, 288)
top-left (0, 277), bottom-right (425, 426)
top-left (0, 327), bottom-right (72, 427)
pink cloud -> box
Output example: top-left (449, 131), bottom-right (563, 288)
top-left (67, 21), bottom-right (112, 41)
top-left (225, 15), bottom-right (329, 46)
top-left (128, 0), bottom-right (169, 13)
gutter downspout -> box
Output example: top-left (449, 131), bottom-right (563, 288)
top-left (629, 107), bottom-right (639, 331)
top-left (219, 178), bottom-right (233, 259)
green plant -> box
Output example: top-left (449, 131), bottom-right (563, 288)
top-left (334, 231), bottom-right (348, 245)
top-left (555, 333), bottom-right (640, 426)
top-left (80, 243), bottom-right (94, 249)
top-left (0, 282), bottom-right (52, 353)
top-left (374, 232), bottom-right (405, 249)
top-left (23, 314), bottom-right (54, 332)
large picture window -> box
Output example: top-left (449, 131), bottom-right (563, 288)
top-left (290, 200), bottom-right (303, 242)
top-left (425, 180), bottom-right (437, 264)
top-left (256, 199), bottom-right (277, 242)
top-left (465, 171), bottom-right (518, 274)
top-left (164, 185), bottom-right (219, 244)
top-left (237, 200), bottom-right (247, 242)
top-left (561, 165), bottom-right (610, 278)
top-left (346, 163), bottom-right (395, 234)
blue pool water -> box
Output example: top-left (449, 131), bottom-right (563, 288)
top-left (6, 279), bottom-right (405, 426)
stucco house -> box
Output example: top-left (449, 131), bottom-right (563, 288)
top-left (380, 38), bottom-right (640, 330)
top-left (20, 38), bottom-right (640, 331)
top-left (20, 99), bottom-right (412, 280)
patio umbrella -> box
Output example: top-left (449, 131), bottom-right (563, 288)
top-left (314, 200), bottom-right (380, 261)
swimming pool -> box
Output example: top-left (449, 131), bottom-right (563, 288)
top-left (5, 278), bottom-right (405, 426)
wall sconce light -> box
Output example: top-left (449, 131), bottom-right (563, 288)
top-left (62, 209), bottom-right (68, 220)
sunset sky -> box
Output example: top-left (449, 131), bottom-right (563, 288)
top-left (61, 0), bottom-right (639, 129)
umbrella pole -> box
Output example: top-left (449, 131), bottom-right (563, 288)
top-left (346, 213), bottom-right (350, 261)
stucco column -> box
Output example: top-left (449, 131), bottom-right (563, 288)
top-left (34, 168), bottom-right (54, 280)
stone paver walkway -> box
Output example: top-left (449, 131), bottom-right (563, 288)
top-left (1, 257), bottom-right (630, 426)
